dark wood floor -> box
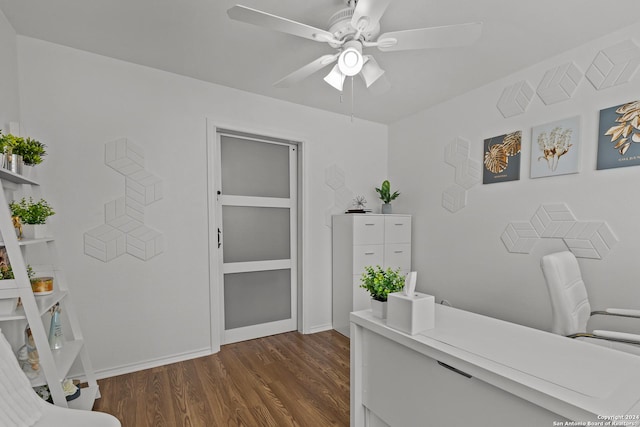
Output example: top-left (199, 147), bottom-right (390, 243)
top-left (93, 330), bottom-right (350, 427)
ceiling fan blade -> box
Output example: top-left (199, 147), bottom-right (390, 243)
top-left (274, 54), bottom-right (339, 87)
top-left (377, 22), bottom-right (482, 52)
top-left (228, 5), bottom-right (337, 43)
top-left (352, 0), bottom-right (392, 32)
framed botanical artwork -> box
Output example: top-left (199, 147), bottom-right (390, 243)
top-left (483, 131), bottom-right (521, 184)
top-left (597, 100), bottom-right (640, 170)
top-left (530, 116), bottom-right (580, 178)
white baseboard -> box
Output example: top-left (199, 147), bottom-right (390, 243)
top-left (304, 323), bottom-right (334, 334)
top-left (93, 347), bottom-right (212, 380)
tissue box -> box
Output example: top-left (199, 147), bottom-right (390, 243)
top-left (387, 292), bottom-right (435, 335)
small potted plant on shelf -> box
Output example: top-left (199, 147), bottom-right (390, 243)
top-left (360, 265), bottom-right (405, 319)
top-left (375, 179), bottom-right (400, 214)
top-left (0, 263), bottom-right (34, 314)
top-left (0, 131), bottom-right (24, 174)
top-left (9, 197), bottom-right (55, 240)
top-left (0, 131), bottom-right (47, 176)
top-left (15, 137), bottom-right (46, 177)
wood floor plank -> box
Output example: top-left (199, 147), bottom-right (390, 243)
top-left (95, 330), bottom-right (350, 427)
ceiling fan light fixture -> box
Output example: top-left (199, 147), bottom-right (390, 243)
top-left (360, 56), bottom-right (385, 88)
top-left (324, 64), bottom-right (346, 91)
top-left (338, 42), bottom-right (364, 76)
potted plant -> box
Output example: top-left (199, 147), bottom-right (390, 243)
top-left (16, 137), bottom-right (47, 168)
top-left (375, 179), bottom-right (400, 214)
top-left (10, 197), bottom-right (55, 240)
top-left (0, 131), bottom-right (23, 174)
top-left (0, 264), bottom-right (34, 314)
top-left (0, 132), bottom-right (47, 175)
top-left (360, 265), bottom-right (405, 319)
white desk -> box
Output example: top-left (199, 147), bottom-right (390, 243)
top-left (350, 305), bottom-right (640, 427)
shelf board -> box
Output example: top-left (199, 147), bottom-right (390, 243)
top-left (30, 339), bottom-right (85, 387)
top-left (0, 237), bottom-right (55, 247)
top-left (0, 168), bottom-right (39, 185)
top-left (5, 290), bottom-right (68, 320)
top-left (68, 384), bottom-right (99, 410)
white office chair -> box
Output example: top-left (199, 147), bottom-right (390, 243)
top-left (0, 328), bottom-right (121, 427)
top-left (540, 251), bottom-right (640, 356)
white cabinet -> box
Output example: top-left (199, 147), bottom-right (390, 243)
top-left (332, 214), bottom-right (411, 337)
top-left (0, 169), bottom-right (99, 410)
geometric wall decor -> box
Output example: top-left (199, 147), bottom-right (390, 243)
top-left (501, 203), bottom-right (618, 259)
top-left (586, 39), bottom-right (640, 90)
top-left (536, 62), bottom-right (583, 105)
top-left (497, 80), bottom-right (535, 118)
top-left (442, 137), bottom-right (481, 213)
top-left (324, 164), bottom-right (353, 227)
top-left (84, 138), bottom-right (164, 262)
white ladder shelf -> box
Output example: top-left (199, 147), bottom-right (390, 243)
top-left (0, 168), bottom-right (99, 409)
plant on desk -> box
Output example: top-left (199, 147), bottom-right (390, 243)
top-left (360, 265), bottom-right (405, 319)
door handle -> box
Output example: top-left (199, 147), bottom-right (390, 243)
top-left (218, 228), bottom-right (222, 248)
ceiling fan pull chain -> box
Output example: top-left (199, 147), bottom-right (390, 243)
top-left (351, 76), bottom-right (355, 123)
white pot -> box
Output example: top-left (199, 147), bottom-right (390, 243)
top-left (22, 224), bottom-right (49, 240)
top-left (381, 203), bottom-right (392, 214)
top-left (371, 299), bottom-right (388, 319)
top-left (0, 298), bottom-right (18, 315)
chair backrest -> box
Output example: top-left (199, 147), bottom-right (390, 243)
top-left (0, 328), bottom-right (43, 427)
top-left (540, 251), bottom-right (591, 336)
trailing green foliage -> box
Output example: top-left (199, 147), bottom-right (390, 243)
top-left (10, 197), bottom-right (55, 224)
top-left (375, 180), bottom-right (400, 204)
top-left (360, 265), bottom-right (405, 302)
top-left (0, 264), bottom-right (34, 280)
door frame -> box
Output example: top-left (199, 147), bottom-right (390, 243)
top-left (206, 120), bottom-right (306, 353)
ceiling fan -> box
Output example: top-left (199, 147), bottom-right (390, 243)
top-left (227, 0), bottom-right (483, 92)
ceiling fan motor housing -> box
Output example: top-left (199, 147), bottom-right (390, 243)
top-left (327, 7), bottom-right (380, 47)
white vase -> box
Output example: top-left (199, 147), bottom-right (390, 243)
top-left (22, 224), bottom-right (49, 240)
top-left (371, 299), bottom-right (388, 319)
top-left (381, 203), bottom-right (392, 214)
top-left (0, 298), bottom-right (18, 315)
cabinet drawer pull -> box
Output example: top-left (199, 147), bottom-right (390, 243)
top-left (364, 252), bottom-right (375, 255)
top-left (394, 223), bottom-right (404, 226)
top-left (394, 250), bottom-right (403, 253)
top-left (364, 223), bottom-right (376, 226)
top-left (437, 361), bottom-right (472, 379)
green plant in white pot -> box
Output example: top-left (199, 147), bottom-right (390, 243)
top-left (10, 197), bottom-right (55, 240)
top-left (375, 179), bottom-right (400, 214)
top-left (360, 265), bottom-right (405, 319)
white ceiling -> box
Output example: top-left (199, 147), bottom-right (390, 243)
top-left (1, 0), bottom-right (640, 124)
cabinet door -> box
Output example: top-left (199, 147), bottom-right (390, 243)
top-left (353, 216), bottom-right (384, 245)
top-left (353, 245), bottom-right (384, 274)
top-left (384, 243), bottom-right (411, 272)
top-left (384, 216), bottom-right (411, 244)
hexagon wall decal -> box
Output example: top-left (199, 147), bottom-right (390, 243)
top-left (324, 164), bottom-right (351, 228)
top-left (497, 80), bottom-right (535, 118)
top-left (537, 62), bottom-right (583, 105)
top-left (442, 137), bottom-right (479, 212)
top-left (442, 184), bottom-right (467, 213)
top-left (84, 138), bottom-right (164, 262)
top-left (502, 203), bottom-right (618, 259)
top-left (586, 39), bottom-right (640, 90)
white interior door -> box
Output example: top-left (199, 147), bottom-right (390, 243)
top-left (216, 131), bottom-right (297, 344)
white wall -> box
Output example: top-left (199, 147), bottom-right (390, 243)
top-left (389, 23), bottom-right (640, 333)
top-left (15, 36), bottom-right (388, 376)
top-left (0, 7), bottom-right (19, 130)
